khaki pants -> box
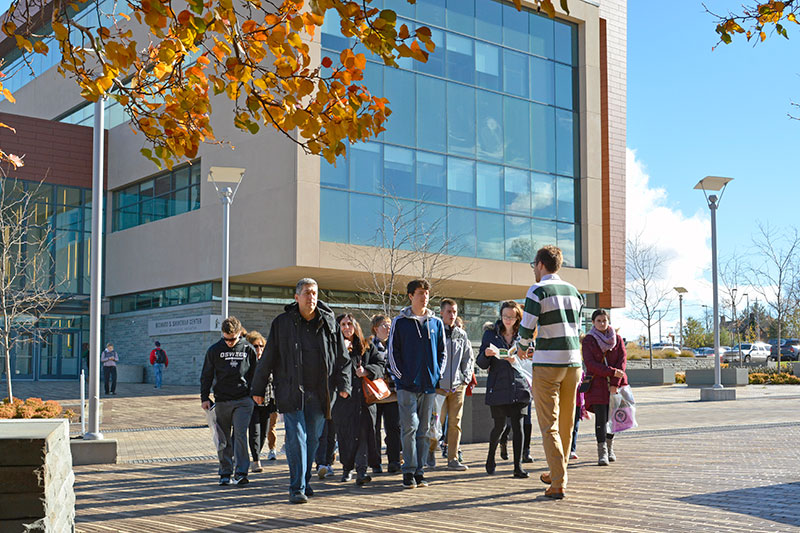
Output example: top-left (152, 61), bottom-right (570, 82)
top-left (267, 411), bottom-right (279, 450)
top-left (429, 385), bottom-right (467, 462)
top-left (532, 366), bottom-right (581, 490)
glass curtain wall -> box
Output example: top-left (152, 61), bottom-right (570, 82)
top-left (320, 0), bottom-right (581, 266)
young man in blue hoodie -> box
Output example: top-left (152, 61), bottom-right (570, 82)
top-left (387, 279), bottom-right (446, 489)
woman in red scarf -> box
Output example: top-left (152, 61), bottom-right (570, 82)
top-left (582, 309), bottom-right (627, 466)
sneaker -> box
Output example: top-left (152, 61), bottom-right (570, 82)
top-left (569, 451), bottom-right (579, 460)
top-left (387, 462), bottom-right (401, 473)
top-left (219, 476), bottom-right (231, 486)
top-left (289, 491), bottom-right (309, 504)
top-left (372, 465), bottom-right (383, 474)
top-left (341, 471), bottom-right (353, 482)
top-left (251, 460), bottom-right (263, 473)
top-left (414, 474), bottom-right (429, 487)
top-left (267, 449), bottom-right (277, 461)
top-left (232, 474), bottom-right (249, 486)
top-left (356, 474), bottom-right (372, 486)
top-left (317, 465), bottom-right (329, 480)
top-left (402, 473), bottom-right (417, 489)
top-left (324, 465), bottom-right (336, 479)
top-left (447, 460), bottom-right (468, 471)
top-left (426, 455), bottom-right (436, 470)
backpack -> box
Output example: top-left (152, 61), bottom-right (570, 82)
top-left (155, 348), bottom-right (166, 364)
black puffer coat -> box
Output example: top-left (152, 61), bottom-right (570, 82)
top-left (333, 340), bottom-right (386, 433)
top-left (476, 321), bottom-right (531, 406)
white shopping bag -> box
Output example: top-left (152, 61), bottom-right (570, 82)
top-left (607, 385), bottom-right (637, 433)
top-left (205, 404), bottom-right (227, 452)
top-left (426, 393), bottom-right (446, 440)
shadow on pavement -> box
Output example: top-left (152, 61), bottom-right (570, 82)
top-left (678, 482), bottom-right (800, 527)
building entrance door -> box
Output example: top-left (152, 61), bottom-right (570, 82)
top-left (4, 336), bottom-right (35, 380)
top-left (38, 330), bottom-right (82, 380)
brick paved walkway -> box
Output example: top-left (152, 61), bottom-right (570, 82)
top-left (8, 381), bottom-right (800, 531)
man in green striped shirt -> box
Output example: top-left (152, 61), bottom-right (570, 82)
top-left (517, 245), bottom-right (583, 500)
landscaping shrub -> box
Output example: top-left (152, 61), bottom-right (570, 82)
top-left (748, 372), bottom-right (800, 385)
top-left (0, 397), bottom-right (73, 419)
top-left (675, 371), bottom-right (686, 384)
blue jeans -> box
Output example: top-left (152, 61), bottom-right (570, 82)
top-left (283, 392), bottom-right (326, 495)
top-left (396, 389), bottom-right (436, 476)
top-left (153, 363), bottom-right (164, 388)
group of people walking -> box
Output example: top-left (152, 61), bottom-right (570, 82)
top-left (200, 245), bottom-right (629, 502)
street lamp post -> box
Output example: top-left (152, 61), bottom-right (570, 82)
top-left (208, 167), bottom-right (246, 320)
top-left (674, 287), bottom-right (687, 351)
top-left (695, 176), bottom-right (734, 400)
top-left (732, 287), bottom-right (741, 365)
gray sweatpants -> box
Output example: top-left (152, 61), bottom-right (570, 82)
top-left (214, 396), bottom-right (254, 477)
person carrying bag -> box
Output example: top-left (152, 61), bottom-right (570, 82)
top-left (581, 309), bottom-right (628, 467)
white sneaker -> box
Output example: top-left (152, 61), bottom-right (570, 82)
top-left (447, 460), bottom-right (468, 471)
top-left (317, 465), bottom-right (329, 480)
top-left (569, 451), bottom-right (579, 460)
top-left (267, 449), bottom-right (277, 461)
top-left (251, 460), bottom-right (263, 473)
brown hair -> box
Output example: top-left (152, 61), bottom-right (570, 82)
top-left (222, 316), bottom-right (242, 335)
top-left (245, 331), bottom-right (265, 346)
top-left (591, 309), bottom-right (609, 321)
top-left (407, 279), bottom-right (430, 296)
top-left (370, 314), bottom-right (390, 335)
top-left (534, 245), bottom-right (563, 273)
top-left (337, 313), bottom-right (367, 356)
top-left (439, 298), bottom-right (457, 310)
top-left (499, 300), bottom-right (523, 336)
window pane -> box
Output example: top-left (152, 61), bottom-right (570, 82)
top-left (139, 179), bottom-right (154, 199)
top-left (417, 0), bottom-right (445, 27)
top-left (418, 203), bottom-right (447, 252)
top-left (503, 96), bottom-right (530, 168)
top-left (384, 69), bottom-right (416, 146)
top-left (530, 12), bottom-right (554, 58)
top-left (556, 109), bottom-right (576, 177)
top-left (350, 193), bottom-right (382, 245)
top-left (532, 218), bottom-right (557, 250)
top-left (54, 230), bottom-right (80, 293)
top-left (530, 56), bottom-right (554, 104)
top-left (557, 176), bottom-right (576, 222)
top-left (416, 151), bottom-right (447, 203)
top-left (415, 27), bottom-right (445, 77)
top-left (446, 0), bottom-right (474, 35)
top-left (57, 186), bottom-right (81, 206)
top-left (555, 64), bottom-right (574, 110)
top-left (503, 2), bottom-right (528, 50)
top-left (476, 211), bottom-right (504, 260)
top-left (475, 0), bottom-right (502, 43)
top-left (554, 21), bottom-right (577, 65)
top-left (448, 207), bottom-right (476, 256)
top-left (189, 283), bottom-right (212, 303)
top-left (393, 1), bottom-right (414, 18)
top-left (190, 184), bottom-right (201, 209)
top-left (504, 167), bottom-right (530, 214)
top-left (447, 157), bottom-right (475, 207)
top-left (557, 222), bottom-right (577, 267)
top-left (320, 189), bottom-right (349, 242)
top-left (350, 143), bottom-right (382, 193)
top-left (153, 196), bottom-right (169, 220)
top-left (165, 287), bottom-right (189, 306)
top-left (154, 174), bottom-right (171, 196)
top-left (174, 187), bottom-right (189, 215)
top-left (445, 33), bottom-right (475, 85)
top-left (384, 146), bottom-right (415, 199)
top-left (174, 166), bottom-right (190, 189)
top-left (531, 102), bottom-right (556, 173)
top-left (447, 83), bottom-right (476, 157)
top-left (476, 162), bottom-right (502, 210)
top-left (505, 215), bottom-right (533, 262)
top-left (476, 90), bottom-right (503, 162)
top-left (321, 158), bottom-right (348, 188)
top-left (321, 8), bottom-right (350, 50)
top-left (503, 49), bottom-right (529, 98)
top-left (417, 76), bottom-right (446, 152)
top-left (383, 197), bottom-right (416, 251)
top-left (531, 173), bottom-right (556, 219)
top-left (475, 42), bottom-right (501, 91)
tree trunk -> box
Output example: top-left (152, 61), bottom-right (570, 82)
top-left (4, 343), bottom-right (12, 404)
top-left (777, 321), bottom-right (782, 372)
top-left (647, 324), bottom-right (653, 370)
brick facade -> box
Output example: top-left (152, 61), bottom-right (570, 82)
top-left (0, 112), bottom-right (104, 189)
top-left (598, 0), bottom-right (627, 309)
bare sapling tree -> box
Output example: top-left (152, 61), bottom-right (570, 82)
top-left (748, 223), bottom-right (800, 370)
top-left (626, 234), bottom-right (673, 369)
top-left (337, 192), bottom-right (473, 317)
top-left (719, 253), bottom-right (747, 364)
top-left (1, 177), bottom-right (62, 403)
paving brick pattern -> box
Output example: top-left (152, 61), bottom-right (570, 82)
top-left (8, 381), bottom-right (800, 531)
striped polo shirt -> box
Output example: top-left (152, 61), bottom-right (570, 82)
top-left (517, 273), bottom-right (584, 367)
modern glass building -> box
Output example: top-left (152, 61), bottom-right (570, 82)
top-left (0, 0), bottom-right (627, 384)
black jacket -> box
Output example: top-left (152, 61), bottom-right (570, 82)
top-left (251, 301), bottom-right (352, 418)
top-left (200, 338), bottom-right (257, 403)
top-left (476, 321), bottom-right (531, 407)
top-left (333, 340), bottom-right (386, 436)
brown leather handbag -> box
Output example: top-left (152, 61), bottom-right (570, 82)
top-left (362, 376), bottom-right (391, 404)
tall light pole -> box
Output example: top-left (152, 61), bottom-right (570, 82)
top-left (85, 98), bottom-right (105, 441)
top-left (732, 287), bottom-right (741, 365)
top-left (674, 287), bottom-right (687, 351)
top-left (695, 176), bottom-right (734, 400)
top-left (208, 167), bottom-right (245, 320)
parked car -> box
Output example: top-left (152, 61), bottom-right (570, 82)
top-left (768, 339), bottom-right (800, 361)
top-left (722, 343), bottom-right (770, 364)
top-left (650, 342), bottom-right (681, 355)
top-left (694, 347), bottom-right (714, 357)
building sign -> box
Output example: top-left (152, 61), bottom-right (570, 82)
top-left (148, 315), bottom-right (223, 336)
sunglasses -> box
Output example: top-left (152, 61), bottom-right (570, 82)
top-left (253, 344), bottom-right (265, 349)
top-left (222, 335), bottom-right (239, 343)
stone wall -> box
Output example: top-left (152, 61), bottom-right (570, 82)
top-left (627, 358), bottom-right (715, 370)
top-left (0, 419), bottom-right (76, 532)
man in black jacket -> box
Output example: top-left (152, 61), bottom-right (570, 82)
top-left (251, 278), bottom-right (352, 504)
top-left (201, 316), bottom-right (257, 487)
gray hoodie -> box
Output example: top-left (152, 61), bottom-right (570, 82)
top-left (438, 324), bottom-right (474, 391)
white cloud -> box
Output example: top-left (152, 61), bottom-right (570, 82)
top-left (613, 148), bottom-right (712, 342)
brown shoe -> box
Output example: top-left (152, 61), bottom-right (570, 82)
top-left (544, 487), bottom-right (565, 500)
top-left (539, 472), bottom-right (551, 485)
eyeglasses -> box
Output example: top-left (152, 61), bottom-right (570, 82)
top-left (253, 344), bottom-right (265, 349)
top-left (501, 314), bottom-right (517, 321)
